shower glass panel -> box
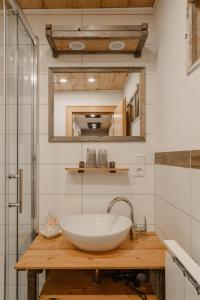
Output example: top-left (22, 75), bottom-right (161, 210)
top-left (0, 3), bottom-right (5, 300)
top-left (4, 1), bottom-right (38, 300)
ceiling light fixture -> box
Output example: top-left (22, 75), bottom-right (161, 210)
top-left (88, 77), bottom-right (96, 83)
top-left (108, 41), bottom-right (125, 51)
top-left (88, 122), bottom-right (101, 129)
top-left (85, 114), bottom-right (101, 118)
top-left (59, 78), bottom-right (67, 83)
top-left (69, 41), bottom-right (86, 51)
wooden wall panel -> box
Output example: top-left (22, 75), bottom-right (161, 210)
top-left (191, 150), bottom-right (200, 169)
top-left (155, 150), bottom-right (200, 169)
top-left (155, 151), bottom-right (190, 168)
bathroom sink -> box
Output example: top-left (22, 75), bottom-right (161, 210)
top-left (60, 214), bottom-right (132, 251)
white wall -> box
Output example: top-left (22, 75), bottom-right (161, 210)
top-left (155, 0), bottom-right (200, 266)
top-left (156, 0), bottom-right (200, 152)
top-left (54, 90), bottom-right (122, 136)
top-left (26, 8), bottom-right (157, 237)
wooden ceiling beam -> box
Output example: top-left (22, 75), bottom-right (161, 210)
top-left (16, 0), bottom-right (156, 9)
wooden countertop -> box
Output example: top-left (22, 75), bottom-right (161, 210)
top-left (15, 232), bottom-right (165, 270)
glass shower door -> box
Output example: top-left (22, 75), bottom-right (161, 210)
top-left (5, 3), bottom-right (37, 300)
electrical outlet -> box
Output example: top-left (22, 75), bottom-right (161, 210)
top-left (133, 155), bottom-right (146, 177)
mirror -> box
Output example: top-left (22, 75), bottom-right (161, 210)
top-left (49, 67), bottom-right (146, 142)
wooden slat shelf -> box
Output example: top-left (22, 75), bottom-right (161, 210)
top-left (46, 24), bottom-right (148, 58)
top-left (65, 167), bottom-right (129, 173)
top-left (39, 270), bottom-right (158, 300)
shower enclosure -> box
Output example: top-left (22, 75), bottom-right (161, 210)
top-left (0, 0), bottom-right (38, 299)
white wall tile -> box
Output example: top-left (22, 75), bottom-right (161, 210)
top-left (18, 285), bottom-right (27, 300)
top-left (83, 194), bottom-right (154, 225)
top-left (185, 276), bottom-right (200, 300)
top-left (0, 255), bottom-right (4, 285)
top-left (8, 255), bottom-right (17, 285)
top-left (8, 224), bottom-right (32, 255)
top-left (146, 104), bottom-right (157, 134)
top-left (39, 105), bottom-right (48, 134)
top-left (39, 45), bottom-right (82, 75)
top-left (155, 226), bottom-right (167, 241)
top-left (146, 73), bottom-right (157, 104)
top-left (82, 45), bottom-right (157, 73)
top-left (166, 252), bottom-right (185, 300)
top-left (0, 225), bottom-right (4, 255)
top-left (0, 197), bottom-right (4, 224)
top-left (39, 75), bottom-right (48, 104)
top-left (39, 194), bottom-right (82, 224)
top-left (191, 218), bottom-right (200, 265)
top-left (155, 195), bottom-right (191, 254)
top-left (39, 164), bottom-right (82, 194)
top-left (0, 285), bottom-right (4, 300)
top-left (39, 135), bottom-right (82, 164)
top-left (0, 105), bottom-right (4, 134)
top-left (155, 165), bottom-right (190, 214)
top-left (83, 164), bottom-right (154, 195)
top-left (0, 135), bottom-right (5, 165)
top-left (191, 169), bottom-right (200, 223)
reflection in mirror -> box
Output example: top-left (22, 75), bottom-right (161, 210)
top-left (49, 67), bottom-right (146, 142)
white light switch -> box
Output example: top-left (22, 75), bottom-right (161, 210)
top-left (133, 155), bottom-right (146, 177)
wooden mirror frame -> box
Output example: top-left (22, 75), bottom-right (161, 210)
top-left (48, 67), bottom-right (146, 142)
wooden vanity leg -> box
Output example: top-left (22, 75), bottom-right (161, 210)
top-left (27, 269), bottom-right (43, 300)
top-left (150, 269), bottom-right (165, 300)
top-left (27, 270), bottom-right (37, 300)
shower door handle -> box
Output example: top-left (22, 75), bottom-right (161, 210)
top-left (8, 169), bottom-right (23, 213)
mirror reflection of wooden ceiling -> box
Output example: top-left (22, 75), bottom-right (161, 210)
top-left (14, 0), bottom-right (156, 9)
top-left (54, 72), bottom-right (129, 91)
top-left (74, 114), bottom-right (112, 130)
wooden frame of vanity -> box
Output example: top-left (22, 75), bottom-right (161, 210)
top-left (15, 232), bottom-right (165, 300)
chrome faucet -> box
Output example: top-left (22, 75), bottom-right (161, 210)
top-left (106, 197), bottom-right (137, 240)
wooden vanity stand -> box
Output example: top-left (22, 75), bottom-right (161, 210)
top-left (15, 232), bottom-right (165, 300)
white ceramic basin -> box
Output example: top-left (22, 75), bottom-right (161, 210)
top-left (60, 214), bottom-right (132, 252)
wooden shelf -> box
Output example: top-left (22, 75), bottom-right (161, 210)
top-left (65, 167), bottom-right (129, 174)
top-left (40, 270), bottom-right (158, 300)
top-left (46, 24), bottom-right (148, 58)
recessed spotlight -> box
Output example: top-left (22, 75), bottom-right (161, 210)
top-left (108, 41), bottom-right (125, 51)
top-left (88, 77), bottom-right (96, 83)
top-left (85, 114), bottom-right (101, 118)
top-left (59, 78), bottom-right (67, 83)
top-left (69, 41), bottom-right (86, 51)
top-left (88, 122), bottom-right (101, 129)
